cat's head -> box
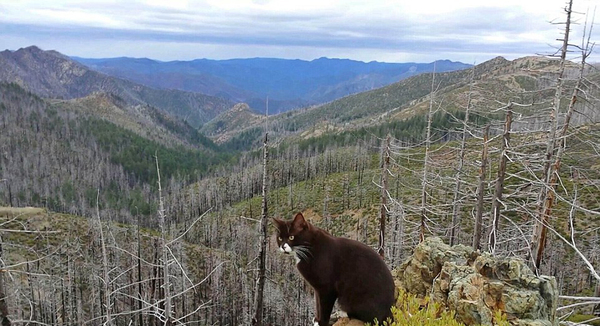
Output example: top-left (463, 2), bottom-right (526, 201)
top-left (272, 212), bottom-right (312, 260)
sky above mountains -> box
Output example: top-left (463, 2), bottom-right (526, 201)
top-left (1, 0), bottom-right (599, 63)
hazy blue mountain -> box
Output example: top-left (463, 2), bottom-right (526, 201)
top-left (74, 56), bottom-right (471, 113)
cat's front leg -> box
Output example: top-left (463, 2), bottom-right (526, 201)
top-left (317, 292), bottom-right (336, 326)
top-left (313, 292), bottom-right (321, 326)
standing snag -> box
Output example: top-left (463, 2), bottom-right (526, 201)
top-left (489, 104), bottom-right (512, 253)
top-left (532, 0), bottom-right (573, 270)
top-left (473, 124), bottom-right (490, 251)
top-left (253, 99), bottom-right (269, 326)
top-left (378, 135), bottom-right (390, 258)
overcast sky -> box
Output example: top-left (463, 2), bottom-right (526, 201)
top-left (1, 0), bottom-right (599, 63)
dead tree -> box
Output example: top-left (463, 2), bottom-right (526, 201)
top-left (155, 156), bottom-right (172, 326)
top-left (473, 125), bottom-right (490, 251)
top-left (95, 191), bottom-right (112, 326)
top-left (378, 135), bottom-right (390, 258)
top-left (450, 65), bottom-right (475, 246)
top-left (420, 66), bottom-right (436, 242)
top-left (489, 104), bottom-right (512, 253)
top-left (253, 99), bottom-right (269, 326)
top-left (532, 0), bottom-right (573, 269)
top-left (137, 212), bottom-right (144, 326)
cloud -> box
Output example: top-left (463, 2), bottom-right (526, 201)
top-left (0, 0), bottom-right (598, 62)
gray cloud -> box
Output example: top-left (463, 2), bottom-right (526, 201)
top-left (0, 0), bottom-right (597, 62)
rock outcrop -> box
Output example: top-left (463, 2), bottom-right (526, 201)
top-left (395, 237), bottom-right (558, 326)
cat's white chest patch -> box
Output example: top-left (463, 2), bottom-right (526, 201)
top-left (292, 251), bottom-right (301, 264)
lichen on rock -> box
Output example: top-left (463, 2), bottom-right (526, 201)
top-left (394, 237), bottom-right (558, 326)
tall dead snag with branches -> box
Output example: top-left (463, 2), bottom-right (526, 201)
top-left (489, 104), bottom-right (512, 253)
top-left (450, 65), bottom-right (475, 246)
top-left (253, 99), bottom-right (269, 326)
top-left (420, 66), bottom-right (436, 242)
top-left (155, 155), bottom-right (172, 326)
top-left (473, 125), bottom-right (490, 251)
top-left (95, 190), bottom-right (113, 326)
top-left (378, 135), bottom-right (390, 258)
top-left (137, 213), bottom-right (144, 326)
top-left (532, 0), bottom-right (573, 269)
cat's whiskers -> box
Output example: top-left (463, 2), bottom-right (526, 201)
top-left (297, 249), bottom-right (309, 260)
top-left (291, 245), bottom-right (312, 263)
top-left (295, 245), bottom-right (312, 254)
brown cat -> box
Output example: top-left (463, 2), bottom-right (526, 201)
top-left (273, 212), bottom-right (395, 326)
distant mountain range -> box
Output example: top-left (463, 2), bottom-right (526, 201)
top-left (206, 55), bottom-right (600, 149)
top-left (0, 46), bottom-right (233, 127)
top-left (73, 56), bottom-right (471, 113)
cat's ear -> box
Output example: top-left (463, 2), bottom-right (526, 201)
top-left (292, 212), bottom-right (308, 230)
top-left (272, 218), bottom-right (285, 230)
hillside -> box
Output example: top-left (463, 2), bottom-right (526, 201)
top-left (0, 46), bottom-right (234, 127)
top-left (200, 103), bottom-right (264, 145)
top-left (74, 56), bottom-right (470, 113)
top-left (214, 55), bottom-right (595, 151)
top-left (206, 57), bottom-right (499, 147)
top-left (51, 92), bottom-right (218, 150)
top-left (0, 83), bottom-right (233, 222)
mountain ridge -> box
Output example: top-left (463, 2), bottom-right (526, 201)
top-left (0, 46), bottom-right (234, 127)
top-left (73, 54), bottom-right (471, 113)
top-left (207, 55), bottom-right (595, 149)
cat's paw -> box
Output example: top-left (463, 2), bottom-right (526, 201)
top-left (312, 317), bottom-right (319, 326)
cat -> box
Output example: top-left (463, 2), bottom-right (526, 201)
top-left (273, 212), bottom-right (395, 326)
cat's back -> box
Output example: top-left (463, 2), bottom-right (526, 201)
top-left (332, 236), bottom-right (395, 323)
top-left (335, 237), bottom-right (389, 269)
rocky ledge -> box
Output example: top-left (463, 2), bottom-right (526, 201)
top-left (334, 237), bottom-right (558, 326)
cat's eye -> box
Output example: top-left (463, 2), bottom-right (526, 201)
top-left (278, 237), bottom-right (282, 241)
top-left (289, 236), bottom-right (295, 240)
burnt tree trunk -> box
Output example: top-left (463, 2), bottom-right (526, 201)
top-left (420, 65), bottom-right (436, 242)
top-left (450, 65), bottom-right (475, 246)
top-left (532, 0), bottom-right (572, 270)
top-left (253, 102), bottom-right (269, 326)
top-left (378, 135), bottom-right (390, 258)
top-left (489, 105), bottom-right (512, 253)
top-left (155, 157), bottom-right (172, 326)
top-left (473, 125), bottom-right (490, 251)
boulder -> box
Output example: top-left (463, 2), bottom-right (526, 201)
top-left (394, 237), bottom-right (558, 326)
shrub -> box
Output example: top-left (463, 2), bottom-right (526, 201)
top-left (370, 290), bottom-right (509, 326)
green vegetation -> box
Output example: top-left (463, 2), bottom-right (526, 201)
top-left (150, 109), bottom-right (220, 151)
top-left (277, 68), bottom-right (473, 131)
top-left (513, 75), bottom-right (537, 91)
top-left (566, 314), bottom-right (600, 326)
top-left (221, 126), bottom-right (264, 151)
top-left (370, 290), bottom-right (509, 326)
top-left (288, 110), bottom-right (492, 152)
top-left (81, 118), bottom-right (237, 183)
